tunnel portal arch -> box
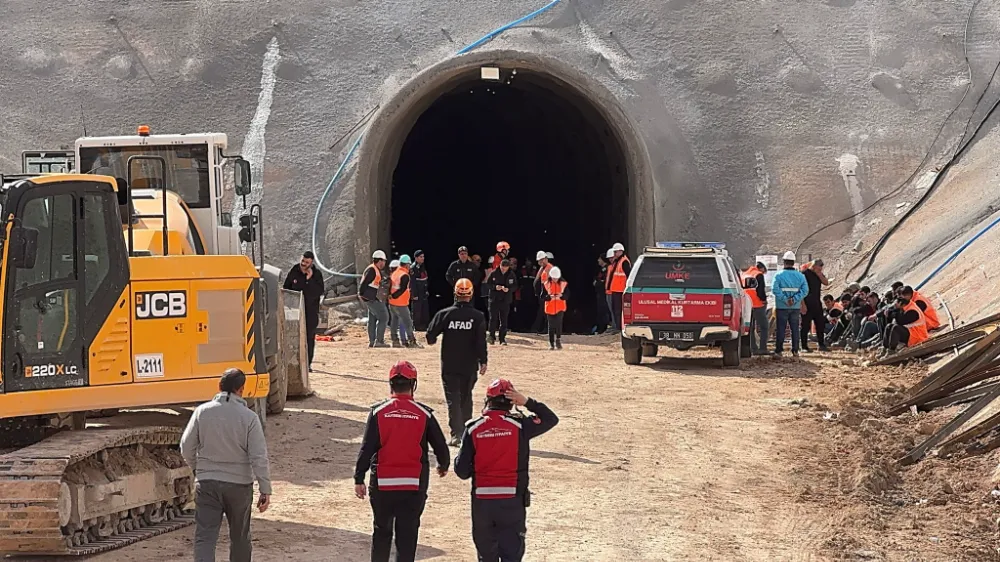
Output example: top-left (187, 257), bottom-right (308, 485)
top-left (354, 50), bottom-right (654, 265)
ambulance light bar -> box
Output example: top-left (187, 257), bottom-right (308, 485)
top-left (655, 242), bottom-right (726, 249)
top-left (644, 242), bottom-right (728, 256)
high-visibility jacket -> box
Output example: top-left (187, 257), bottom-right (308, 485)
top-left (543, 279), bottom-right (568, 315)
top-left (741, 267), bottom-right (765, 308)
top-left (902, 300), bottom-right (929, 346)
top-left (359, 263), bottom-right (383, 302)
top-left (389, 267), bottom-right (411, 306)
top-left (539, 263), bottom-right (552, 284)
top-left (912, 290), bottom-right (941, 330)
top-left (608, 256), bottom-right (630, 294)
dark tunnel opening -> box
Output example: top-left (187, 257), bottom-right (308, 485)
top-left (389, 70), bottom-right (630, 333)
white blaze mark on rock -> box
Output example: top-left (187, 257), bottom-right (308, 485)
top-left (233, 37), bottom-right (280, 222)
top-left (835, 153), bottom-right (863, 216)
top-left (753, 151), bottom-right (770, 208)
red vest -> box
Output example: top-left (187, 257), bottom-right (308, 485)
top-left (468, 411), bottom-right (522, 499)
top-left (374, 396), bottom-right (429, 491)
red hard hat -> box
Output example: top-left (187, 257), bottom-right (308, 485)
top-left (486, 378), bottom-right (514, 398)
top-left (496, 241), bottom-right (510, 251)
top-left (389, 360), bottom-right (418, 380)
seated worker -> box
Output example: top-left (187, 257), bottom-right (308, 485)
top-left (879, 286), bottom-right (929, 358)
top-left (823, 294), bottom-right (842, 338)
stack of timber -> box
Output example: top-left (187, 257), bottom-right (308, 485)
top-left (878, 313), bottom-right (1000, 464)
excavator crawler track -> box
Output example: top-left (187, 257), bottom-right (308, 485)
top-left (0, 426), bottom-right (194, 556)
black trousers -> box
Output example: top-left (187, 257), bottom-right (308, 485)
top-left (532, 299), bottom-right (547, 334)
top-left (547, 312), bottom-right (564, 345)
top-left (610, 292), bottom-right (623, 330)
top-left (305, 313), bottom-right (319, 367)
top-left (370, 489), bottom-right (427, 562)
top-left (595, 291), bottom-right (610, 333)
top-left (442, 371), bottom-right (477, 440)
top-left (882, 323), bottom-right (911, 351)
top-left (412, 297), bottom-right (430, 331)
top-left (800, 302), bottom-right (826, 348)
top-left (472, 497), bottom-right (527, 562)
top-left (489, 301), bottom-right (511, 342)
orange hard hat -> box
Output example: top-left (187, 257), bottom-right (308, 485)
top-left (496, 241), bottom-right (510, 251)
top-left (454, 278), bottom-right (474, 297)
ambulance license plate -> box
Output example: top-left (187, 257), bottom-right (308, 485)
top-left (662, 331), bottom-right (694, 342)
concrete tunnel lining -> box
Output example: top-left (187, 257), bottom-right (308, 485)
top-left (353, 49), bottom-right (655, 269)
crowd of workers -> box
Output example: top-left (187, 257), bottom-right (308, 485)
top-left (357, 240), bottom-right (633, 351)
top-left (743, 251), bottom-right (939, 359)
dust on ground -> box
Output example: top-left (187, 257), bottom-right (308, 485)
top-left (74, 331), bottom-right (1000, 561)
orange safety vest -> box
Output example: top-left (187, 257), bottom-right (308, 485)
top-left (539, 262), bottom-right (553, 284)
top-left (608, 256), bottom-right (630, 294)
top-left (544, 279), bottom-right (567, 315)
top-left (741, 267), bottom-right (765, 308)
top-left (389, 267), bottom-right (411, 306)
top-left (364, 264), bottom-right (382, 290)
top-left (912, 290), bottom-right (940, 330)
top-left (902, 300), bottom-right (929, 346)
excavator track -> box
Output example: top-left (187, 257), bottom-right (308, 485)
top-left (0, 426), bottom-right (194, 556)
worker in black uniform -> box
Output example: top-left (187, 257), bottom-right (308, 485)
top-left (455, 379), bottom-right (558, 562)
top-left (487, 259), bottom-right (518, 346)
top-left (283, 251), bottom-right (325, 370)
top-left (354, 360), bottom-right (450, 562)
top-left (410, 250), bottom-right (430, 331)
top-left (426, 278), bottom-right (488, 446)
top-left (445, 246), bottom-right (479, 298)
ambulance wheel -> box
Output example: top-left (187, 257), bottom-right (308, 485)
top-left (722, 339), bottom-right (741, 367)
top-left (642, 344), bottom-right (658, 357)
top-left (624, 346), bottom-right (642, 365)
top-left (740, 335), bottom-right (752, 358)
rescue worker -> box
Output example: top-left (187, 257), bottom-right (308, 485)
top-left (492, 241), bottom-right (510, 274)
top-left (427, 279), bottom-right (488, 446)
top-left (487, 258), bottom-right (518, 345)
top-left (359, 250), bottom-right (390, 348)
top-left (446, 246), bottom-right (479, 294)
top-left (283, 251), bottom-right (325, 370)
top-left (182, 368), bottom-right (272, 562)
top-left (741, 262), bottom-right (769, 355)
top-left (594, 254), bottom-right (611, 334)
top-left (389, 255), bottom-right (421, 348)
top-left (606, 242), bottom-right (631, 331)
top-left (911, 288), bottom-right (942, 331)
top-left (531, 251), bottom-right (553, 334)
top-left (772, 251), bottom-right (809, 357)
top-left (454, 379), bottom-right (559, 562)
top-left (799, 259), bottom-right (830, 352)
top-left (388, 259), bottom-right (403, 347)
top-left (604, 248), bottom-right (616, 330)
top-left (881, 286), bottom-right (929, 357)
top-left (354, 361), bottom-right (450, 562)
top-left (410, 250), bottom-right (430, 331)
top-left (542, 266), bottom-right (568, 350)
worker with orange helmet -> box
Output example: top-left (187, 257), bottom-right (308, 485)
top-left (455, 379), bottom-right (558, 562)
top-left (354, 361), bottom-right (450, 562)
top-left (427, 279), bottom-right (489, 446)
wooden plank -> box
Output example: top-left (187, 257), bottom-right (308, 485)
top-left (905, 367), bottom-right (1000, 410)
top-left (874, 313), bottom-right (1000, 366)
top-left (898, 384), bottom-right (1000, 465)
top-left (938, 410), bottom-right (1000, 455)
top-left (921, 380), bottom-right (1000, 410)
top-left (890, 329), bottom-right (1000, 415)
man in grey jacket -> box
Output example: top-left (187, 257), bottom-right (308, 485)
top-left (181, 368), bottom-right (272, 562)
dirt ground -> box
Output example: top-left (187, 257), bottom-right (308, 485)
top-left (68, 330), bottom-right (999, 561)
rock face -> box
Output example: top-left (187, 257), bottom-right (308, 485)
top-left (0, 0), bottom-right (993, 270)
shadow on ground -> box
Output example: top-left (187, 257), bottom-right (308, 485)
top-left (645, 355), bottom-right (821, 379)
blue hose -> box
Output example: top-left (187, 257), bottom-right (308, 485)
top-left (311, 0), bottom-right (564, 276)
top-left (915, 212), bottom-right (1000, 291)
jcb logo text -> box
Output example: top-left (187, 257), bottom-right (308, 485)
top-left (136, 291), bottom-right (187, 319)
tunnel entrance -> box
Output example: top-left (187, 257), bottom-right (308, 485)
top-left (389, 69), bottom-right (629, 333)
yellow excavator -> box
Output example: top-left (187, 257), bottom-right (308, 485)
top-left (0, 163), bottom-right (295, 554)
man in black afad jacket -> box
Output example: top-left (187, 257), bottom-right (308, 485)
top-left (410, 250), bottom-right (430, 331)
top-left (426, 278), bottom-right (488, 446)
top-left (487, 259), bottom-right (518, 346)
top-left (283, 251), bottom-right (325, 370)
top-left (445, 246), bottom-right (479, 296)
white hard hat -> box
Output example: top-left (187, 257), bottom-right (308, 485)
top-left (372, 250), bottom-right (387, 260)
top-left (488, 256), bottom-right (495, 264)
top-left (389, 259), bottom-right (400, 268)
top-left (783, 251), bottom-right (796, 261)
top-left (612, 242), bottom-right (625, 252)
top-left (549, 266), bottom-right (562, 279)
top-left (606, 248), bottom-right (615, 258)
top-left (545, 252), bottom-right (554, 259)
top-left (536, 250), bottom-right (547, 261)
